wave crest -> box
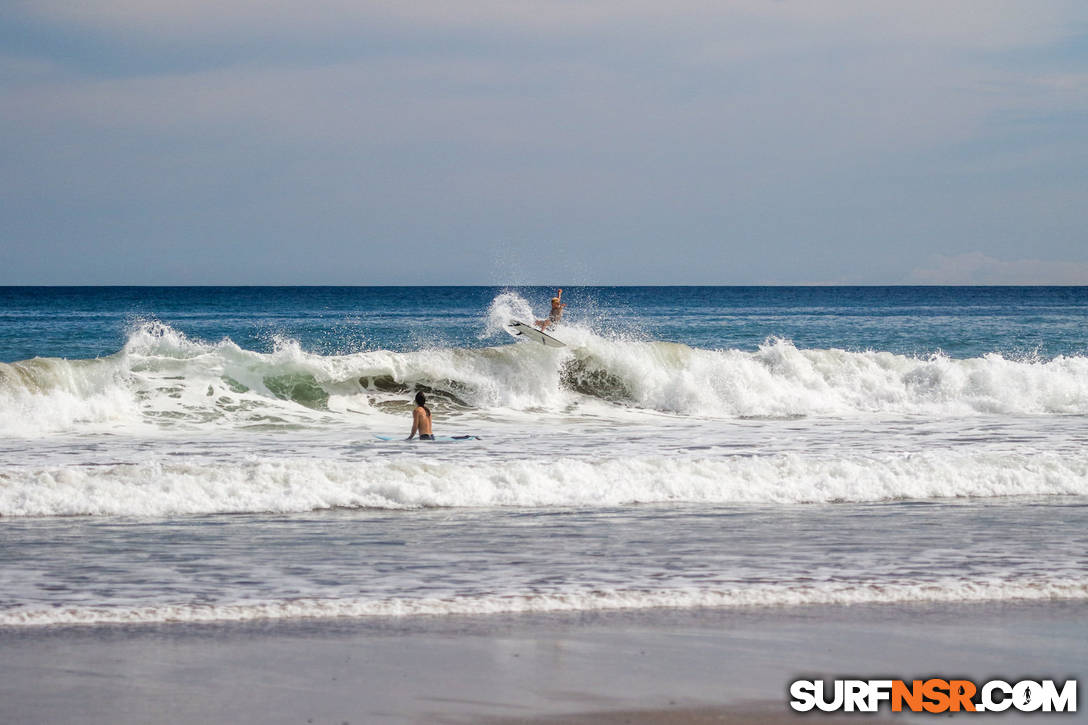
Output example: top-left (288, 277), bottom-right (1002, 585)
top-left (3, 320), bottom-right (1088, 434)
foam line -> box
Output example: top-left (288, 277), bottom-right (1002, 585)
top-left (3, 577), bottom-right (1084, 627)
top-left (3, 450), bottom-right (1086, 518)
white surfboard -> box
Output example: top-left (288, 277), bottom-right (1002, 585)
top-left (507, 320), bottom-right (566, 348)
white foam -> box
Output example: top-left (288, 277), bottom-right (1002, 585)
top-left (0, 357), bottom-right (141, 435)
top-left (3, 576), bottom-right (1084, 627)
top-left (3, 318), bottom-right (1088, 436)
top-left (3, 449), bottom-right (1086, 518)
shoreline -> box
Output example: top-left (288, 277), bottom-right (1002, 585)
top-left (2, 600), bottom-right (1083, 724)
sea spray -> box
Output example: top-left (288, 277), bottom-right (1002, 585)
top-left (483, 290), bottom-right (536, 339)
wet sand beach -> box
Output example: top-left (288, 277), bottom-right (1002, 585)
top-left (1, 600), bottom-right (1082, 724)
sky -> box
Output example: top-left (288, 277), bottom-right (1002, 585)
top-left (1, 1), bottom-right (1087, 285)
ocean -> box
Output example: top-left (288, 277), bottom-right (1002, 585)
top-left (1, 286), bottom-right (1086, 627)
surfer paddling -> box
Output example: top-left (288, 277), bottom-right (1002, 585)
top-left (408, 391), bottom-right (434, 441)
top-left (534, 289), bottom-right (565, 331)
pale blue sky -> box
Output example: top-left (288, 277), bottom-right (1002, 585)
top-left (2, 1), bottom-right (1087, 284)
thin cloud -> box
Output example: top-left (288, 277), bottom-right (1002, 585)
top-left (19, 1), bottom-right (1084, 48)
top-left (909, 252), bottom-right (1088, 285)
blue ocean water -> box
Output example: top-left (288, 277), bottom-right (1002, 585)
top-left (2, 285), bottom-right (1085, 362)
top-left (0, 286), bottom-right (1086, 627)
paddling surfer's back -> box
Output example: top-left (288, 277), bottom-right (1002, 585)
top-left (409, 391), bottom-right (434, 441)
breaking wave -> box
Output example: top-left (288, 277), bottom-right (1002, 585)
top-left (2, 314), bottom-right (1088, 435)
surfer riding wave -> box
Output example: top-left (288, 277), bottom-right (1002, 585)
top-left (535, 289), bottom-right (565, 331)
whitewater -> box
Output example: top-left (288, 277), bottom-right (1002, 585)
top-left (0, 286), bottom-right (1086, 627)
top-left (5, 310), bottom-right (1088, 438)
